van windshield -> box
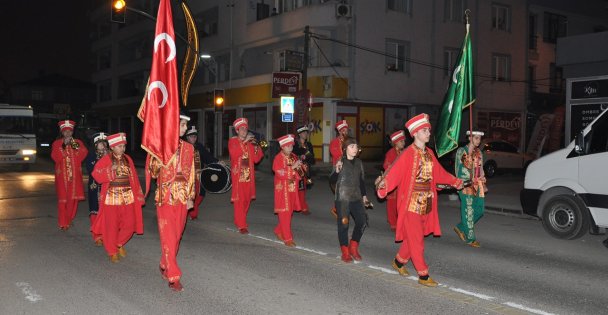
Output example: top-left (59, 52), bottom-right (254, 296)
top-left (0, 116), bottom-right (34, 134)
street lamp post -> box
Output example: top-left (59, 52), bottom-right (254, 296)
top-left (200, 54), bottom-right (221, 157)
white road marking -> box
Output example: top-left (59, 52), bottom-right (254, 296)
top-left (449, 287), bottom-right (495, 301)
top-left (15, 282), bottom-right (43, 302)
top-left (228, 227), bottom-right (556, 315)
top-left (503, 302), bottom-right (556, 315)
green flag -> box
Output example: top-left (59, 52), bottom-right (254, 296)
top-left (435, 24), bottom-right (476, 157)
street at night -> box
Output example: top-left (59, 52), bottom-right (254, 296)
top-left (1, 159), bottom-right (606, 314)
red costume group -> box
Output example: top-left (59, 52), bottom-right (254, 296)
top-left (91, 133), bottom-right (144, 262)
top-left (273, 134), bottom-right (302, 247)
top-left (51, 120), bottom-right (88, 230)
top-left (382, 130), bottom-right (406, 231)
top-left (228, 118), bottom-right (264, 233)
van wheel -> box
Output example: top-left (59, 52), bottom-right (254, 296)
top-left (484, 161), bottom-right (497, 178)
top-left (541, 195), bottom-right (590, 240)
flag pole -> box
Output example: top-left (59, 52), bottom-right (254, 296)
top-left (465, 9), bottom-right (475, 187)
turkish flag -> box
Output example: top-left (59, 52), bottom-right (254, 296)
top-left (137, 0), bottom-right (179, 166)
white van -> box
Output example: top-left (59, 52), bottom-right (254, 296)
top-left (0, 104), bottom-right (37, 170)
top-left (521, 107), bottom-right (608, 239)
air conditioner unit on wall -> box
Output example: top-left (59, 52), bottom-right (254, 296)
top-left (335, 3), bottom-right (352, 18)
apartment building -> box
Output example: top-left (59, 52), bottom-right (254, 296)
top-left (91, 0), bottom-right (530, 160)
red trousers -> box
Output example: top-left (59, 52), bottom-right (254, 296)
top-left (298, 189), bottom-right (308, 212)
top-left (157, 203), bottom-right (187, 282)
top-left (188, 195), bottom-right (204, 219)
top-left (89, 214), bottom-right (102, 242)
top-left (101, 204), bottom-right (136, 256)
top-left (57, 200), bottom-right (79, 228)
top-left (274, 211), bottom-right (293, 241)
top-left (232, 183), bottom-right (252, 229)
top-left (395, 211), bottom-right (429, 276)
top-left (386, 193), bottom-right (398, 229)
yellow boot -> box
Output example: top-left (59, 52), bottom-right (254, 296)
top-left (109, 254), bottom-right (120, 263)
top-left (418, 276), bottom-right (438, 287)
top-left (118, 246), bottom-right (127, 258)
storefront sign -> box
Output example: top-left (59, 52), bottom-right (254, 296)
top-left (477, 111), bottom-right (522, 148)
top-left (272, 72), bottom-right (301, 98)
top-left (570, 103), bottom-right (608, 139)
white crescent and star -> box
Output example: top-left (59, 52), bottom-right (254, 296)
top-left (154, 33), bottom-right (176, 63)
top-left (148, 81), bottom-right (168, 108)
top-left (452, 65), bottom-right (461, 84)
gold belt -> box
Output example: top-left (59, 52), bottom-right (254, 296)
top-left (412, 182), bottom-right (431, 192)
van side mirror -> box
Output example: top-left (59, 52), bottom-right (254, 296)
top-left (574, 131), bottom-right (585, 154)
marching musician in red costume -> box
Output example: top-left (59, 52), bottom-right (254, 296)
top-left (148, 112), bottom-right (196, 291)
top-left (51, 120), bottom-right (88, 230)
top-left (376, 114), bottom-right (463, 287)
top-left (273, 134), bottom-right (302, 247)
top-left (228, 118), bottom-right (264, 234)
top-left (329, 120), bottom-right (349, 166)
top-left (91, 133), bottom-right (144, 263)
top-left (382, 130), bottom-right (406, 231)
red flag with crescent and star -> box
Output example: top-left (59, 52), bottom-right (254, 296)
top-left (137, 0), bottom-right (179, 166)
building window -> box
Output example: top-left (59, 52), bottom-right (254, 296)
top-left (444, 0), bottom-right (464, 22)
top-left (196, 7), bottom-right (219, 38)
top-left (31, 90), bottom-right (44, 101)
top-left (275, 0), bottom-right (312, 14)
top-left (118, 72), bottom-right (146, 98)
top-left (492, 3), bottom-right (511, 32)
top-left (528, 65), bottom-right (536, 92)
top-left (549, 63), bottom-right (563, 92)
top-left (529, 14), bottom-right (538, 50)
top-left (387, 0), bottom-right (412, 14)
top-left (257, 1), bottom-right (270, 21)
top-left (97, 48), bottom-right (111, 70)
top-left (119, 36), bottom-right (151, 64)
top-left (98, 80), bottom-right (111, 102)
top-left (444, 48), bottom-right (460, 76)
top-left (385, 39), bottom-right (410, 73)
top-left (492, 54), bottom-right (510, 81)
top-left (543, 12), bottom-right (567, 43)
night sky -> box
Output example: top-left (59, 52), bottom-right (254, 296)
top-left (0, 1), bottom-right (93, 85)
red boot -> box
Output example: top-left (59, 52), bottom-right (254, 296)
top-left (340, 246), bottom-right (353, 263)
top-left (349, 240), bottom-right (362, 261)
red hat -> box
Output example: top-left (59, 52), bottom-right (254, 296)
top-left (390, 130), bottom-right (406, 144)
top-left (405, 113), bottom-right (431, 136)
top-left (58, 120), bottom-right (76, 132)
top-left (335, 120), bottom-right (348, 131)
top-left (233, 118), bottom-right (248, 130)
top-left (107, 133), bottom-right (127, 148)
top-left (278, 134), bottom-right (295, 148)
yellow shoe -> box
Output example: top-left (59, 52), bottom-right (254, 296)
top-left (453, 227), bottom-right (465, 242)
top-left (418, 276), bottom-right (438, 287)
top-left (467, 240), bottom-right (481, 248)
top-left (391, 260), bottom-right (409, 276)
top-left (109, 254), bottom-right (120, 263)
top-left (118, 246), bottom-right (127, 258)
top-left (95, 239), bottom-right (103, 247)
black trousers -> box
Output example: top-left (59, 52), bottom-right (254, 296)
top-left (335, 200), bottom-right (367, 247)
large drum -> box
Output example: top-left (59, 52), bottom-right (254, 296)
top-left (201, 163), bottom-right (232, 193)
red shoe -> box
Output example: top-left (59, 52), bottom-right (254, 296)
top-left (349, 240), bottom-right (362, 261)
top-left (168, 280), bottom-right (184, 292)
top-left (340, 246), bottom-right (353, 263)
top-left (239, 228), bottom-right (249, 234)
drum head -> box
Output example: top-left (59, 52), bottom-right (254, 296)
top-left (201, 163), bottom-right (231, 193)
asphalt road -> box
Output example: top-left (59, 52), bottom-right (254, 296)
top-left (0, 159), bottom-right (607, 314)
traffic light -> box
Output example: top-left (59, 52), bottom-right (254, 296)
top-left (111, 0), bottom-right (126, 23)
top-left (214, 89), bottom-right (225, 112)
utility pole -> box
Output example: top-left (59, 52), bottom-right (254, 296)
top-left (303, 25), bottom-right (310, 92)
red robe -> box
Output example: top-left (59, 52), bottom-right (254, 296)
top-left (377, 144), bottom-right (461, 242)
top-left (91, 154), bottom-right (145, 236)
top-left (228, 137), bottom-right (264, 202)
top-left (51, 138), bottom-right (88, 202)
top-left (273, 152), bottom-right (301, 213)
top-left (329, 137), bottom-right (344, 166)
top-left (383, 147), bottom-right (401, 229)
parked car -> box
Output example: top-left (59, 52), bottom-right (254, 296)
top-left (481, 140), bottom-right (534, 177)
